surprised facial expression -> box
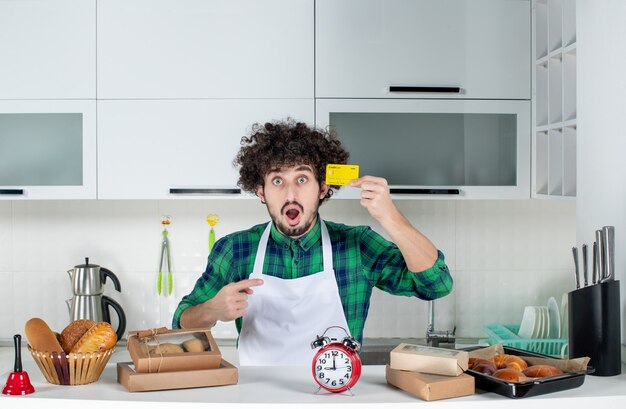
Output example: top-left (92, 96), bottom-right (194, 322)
top-left (256, 165), bottom-right (329, 238)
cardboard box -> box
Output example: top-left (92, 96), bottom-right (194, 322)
top-left (389, 343), bottom-right (469, 376)
top-left (386, 365), bottom-right (475, 401)
top-left (127, 327), bottom-right (221, 373)
top-left (117, 359), bottom-right (238, 392)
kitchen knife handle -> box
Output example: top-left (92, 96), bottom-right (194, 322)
top-left (389, 188), bottom-right (460, 195)
top-left (601, 226), bottom-right (615, 281)
top-left (582, 244), bottom-right (588, 287)
top-left (389, 86), bottom-right (461, 93)
top-left (592, 241), bottom-right (598, 284)
top-left (169, 188), bottom-right (241, 195)
top-left (0, 189), bottom-right (24, 195)
top-left (572, 246), bottom-right (580, 289)
top-left (595, 230), bottom-right (605, 281)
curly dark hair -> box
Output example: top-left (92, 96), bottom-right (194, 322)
top-left (233, 119), bottom-right (350, 203)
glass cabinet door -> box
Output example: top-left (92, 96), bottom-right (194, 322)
top-left (0, 100), bottom-right (96, 199)
top-left (316, 99), bottom-right (530, 199)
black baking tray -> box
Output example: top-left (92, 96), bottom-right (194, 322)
top-left (464, 346), bottom-right (592, 399)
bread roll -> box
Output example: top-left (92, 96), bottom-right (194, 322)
top-left (182, 338), bottom-right (207, 353)
top-left (60, 319), bottom-right (96, 353)
top-left (493, 368), bottom-right (522, 382)
top-left (70, 322), bottom-right (117, 353)
top-left (24, 317), bottom-right (63, 353)
top-left (148, 343), bottom-right (184, 355)
top-left (523, 365), bottom-right (563, 378)
top-left (503, 355), bottom-right (528, 371)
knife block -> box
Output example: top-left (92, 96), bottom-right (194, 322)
top-left (568, 280), bottom-right (621, 376)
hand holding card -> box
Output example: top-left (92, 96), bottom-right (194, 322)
top-left (326, 164), bottom-right (359, 186)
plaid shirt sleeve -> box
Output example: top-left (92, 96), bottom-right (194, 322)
top-left (171, 237), bottom-right (235, 328)
top-left (359, 226), bottom-right (453, 300)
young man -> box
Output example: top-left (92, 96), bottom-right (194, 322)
top-left (173, 120), bottom-right (453, 365)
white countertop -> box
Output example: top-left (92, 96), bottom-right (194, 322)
top-left (1, 346), bottom-right (625, 409)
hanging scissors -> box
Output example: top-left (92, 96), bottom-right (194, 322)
top-left (157, 216), bottom-right (173, 296)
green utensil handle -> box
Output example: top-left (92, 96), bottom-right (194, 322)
top-left (157, 271), bottom-right (163, 295)
top-left (209, 228), bottom-right (215, 253)
top-left (168, 271), bottom-right (173, 296)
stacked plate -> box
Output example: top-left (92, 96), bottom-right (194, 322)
top-left (518, 297), bottom-right (562, 339)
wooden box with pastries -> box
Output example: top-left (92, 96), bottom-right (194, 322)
top-left (465, 344), bottom-right (591, 398)
top-left (127, 327), bottom-right (221, 373)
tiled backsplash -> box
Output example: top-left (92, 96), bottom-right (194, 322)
top-left (0, 199), bottom-right (575, 341)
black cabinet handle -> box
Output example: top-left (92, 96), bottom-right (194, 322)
top-left (390, 188), bottom-right (460, 195)
top-left (169, 188), bottom-right (241, 195)
top-left (0, 189), bottom-right (24, 195)
top-left (389, 86), bottom-right (461, 93)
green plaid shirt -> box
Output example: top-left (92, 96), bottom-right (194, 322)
top-left (172, 217), bottom-right (453, 342)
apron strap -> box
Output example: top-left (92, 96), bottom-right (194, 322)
top-left (252, 222), bottom-right (272, 276)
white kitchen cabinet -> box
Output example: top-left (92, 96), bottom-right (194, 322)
top-left (97, 99), bottom-right (314, 199)
top-left (317, 99), bottom-right (531, 199)
top-left (532, 0), bottom-right (576, 198)
top-left (0, 0), bottom-right (96, 99)
top-left (315, 0), bottom-right (530, 100)
top-left (97, 0), bottom-right (314, 99)
top-left (0, 100), bottom-right (97, 199)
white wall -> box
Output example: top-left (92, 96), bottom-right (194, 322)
top-left (577, 0), bottom-right (626, 351)
top-left (0, 199), bottom-right (575, 342)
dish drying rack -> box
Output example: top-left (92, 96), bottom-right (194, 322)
top-left (482, 325), bottom-right (568, 357)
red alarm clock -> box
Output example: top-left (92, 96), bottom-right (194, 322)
top-left (310, 326), bottom-right (362, 393)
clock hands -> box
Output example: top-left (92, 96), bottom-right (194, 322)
top-left (333, 355), bottom-right (336, 370)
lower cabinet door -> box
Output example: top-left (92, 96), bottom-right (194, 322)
top-left (97, 99), bottom-right (314, 199)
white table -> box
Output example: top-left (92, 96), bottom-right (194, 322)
top-left (1, 347), bottom-right (625, 409)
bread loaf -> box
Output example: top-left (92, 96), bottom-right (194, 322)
top-left (60, 319), bottom-right (96, 353)
top-left (70, 322), bottom-right (117, 353)
top-left (24, 317), bottom-right (63, 353)
top-left (523, 365), bottom-right (563, 378)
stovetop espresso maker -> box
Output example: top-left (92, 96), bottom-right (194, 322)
top-left (65, 257), bottom-right (126, 340)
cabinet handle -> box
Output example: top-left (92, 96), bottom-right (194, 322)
top-left (0, 189), bottom-right (24, 195)
top-left (389, 86), bottom-right (461, 93)
top-left (169, 188), bottom-right (241, 195)
top-left (390, 188), bottom-right (460, 195)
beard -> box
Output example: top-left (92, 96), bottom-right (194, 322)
top-left (268, 200), bottom-right (320, 238)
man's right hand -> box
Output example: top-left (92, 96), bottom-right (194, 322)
top-left (179, 278), bottom-right (263, 328)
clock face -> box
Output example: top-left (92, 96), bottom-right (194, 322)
top-left (312, 345), bottom-right (361, 392)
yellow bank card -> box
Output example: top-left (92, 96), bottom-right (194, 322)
top-left (325, 164), bottom-right (359, 186)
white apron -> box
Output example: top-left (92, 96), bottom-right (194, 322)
top-left (238, 220), bottom-right (350, 366)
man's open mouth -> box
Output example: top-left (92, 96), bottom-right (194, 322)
top-left (282, 203), bottom-right (303, 226)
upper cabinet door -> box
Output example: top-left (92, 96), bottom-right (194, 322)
top-left (0, 100), bottom-right (97, 200)
top-left (97, 99), bottom-right (314, 199)
top-left (0, 0), bottom-right (96, 99)
top-left (316, 0), bottom-right (530, 100)
top-left (97, 0), bottom-right (314, 99)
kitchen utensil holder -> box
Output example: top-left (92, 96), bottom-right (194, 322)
top-left (568, 280), bottom-right (621, 376)
top-left (28, 346), bottom-right (114, 385)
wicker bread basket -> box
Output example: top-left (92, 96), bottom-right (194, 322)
top-left (28, 346), bottom-right (114, 385)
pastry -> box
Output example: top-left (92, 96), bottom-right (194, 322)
top-left (182, 338), bottom-right (208, 353)
top-left (24, 317), bottom-right (63, 353)
top-left (148, 343), bottom-right (184, 355)
top-left (523, 365), bottom-right (563, 378)
top-left (492, 354), bottom-right (528, 371)
top-left (70, 322), bottom-right (117, 353)
top-left (60, 319), bottom-right (96, 353)
top-left (493, 367), bottom-right (523, 382)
